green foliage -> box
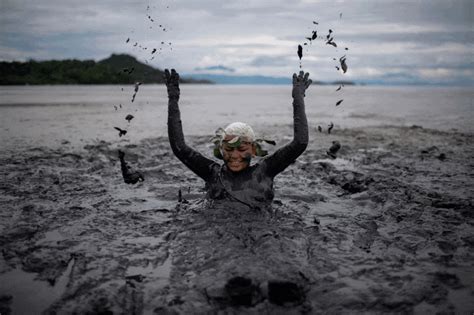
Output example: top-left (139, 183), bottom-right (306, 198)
top-left (0, 54), bottom-right (211, 85)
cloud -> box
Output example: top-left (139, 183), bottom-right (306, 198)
top-left (0, 0), bottom-right (473, 85)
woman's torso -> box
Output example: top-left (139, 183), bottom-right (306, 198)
top-left (205, 163), bottom-right (274, 210)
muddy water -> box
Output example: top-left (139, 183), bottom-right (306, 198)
top-left (0, 125), bottom-right (473, 313)
top-left (0, 85), bottom-right (472, 152)
top-left (0, 254), bottom-right (74, 314)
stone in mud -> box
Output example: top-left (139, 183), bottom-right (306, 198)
top-left (22, 204), bottom-right (35, 212)
top-left (420, 146), bottom-right (439, 154)
top-left (410, 125), bottom-right (423, 129)
top-left (437, 153), bottom-right (447, 161)
top-left (341, 181), bottom-right (367, 194)
top-left (432, 272), bottom-right (462, 289)
top-left (225, 276), bottom-right (261, 307)
top-left (0, 295), bottom-right (12, 315)
top-left (205, 282), bottom-right (227, 302)
top-left (267, 280), bottom-right (305, 306)
top-left (327, 141), bottom-right (341, 159)
top-left (126, 274), bottom-right (146, 282)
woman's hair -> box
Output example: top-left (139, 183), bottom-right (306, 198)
top-left (224, 122), bottom-right (255, 142)
top-left (211, 122), bottom-right (274, 159)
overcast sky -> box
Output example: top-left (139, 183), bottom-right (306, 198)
top-left (1, 0), bottom-right (472, 85)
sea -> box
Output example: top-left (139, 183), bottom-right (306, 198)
top-left (0, 85), bottom-right (472, 150)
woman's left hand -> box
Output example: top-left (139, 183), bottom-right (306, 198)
top-left (164, 68), bottom-right (180, 99)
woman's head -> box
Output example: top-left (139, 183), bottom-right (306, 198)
top-left (220, 122), bottom-right (256, 172)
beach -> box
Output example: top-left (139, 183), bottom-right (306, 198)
top-left (0, 85), bottom-right (473, 313)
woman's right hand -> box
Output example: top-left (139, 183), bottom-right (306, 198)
top-left (164, 68), bottom-right (180, 99)
top-left (292, 71), bottom-right (312, 99)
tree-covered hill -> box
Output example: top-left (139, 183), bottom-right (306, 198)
top-left (0, 54), bottom-right (212, 85)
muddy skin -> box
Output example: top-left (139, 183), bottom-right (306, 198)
top-left (243, 153), bottom-right (252, 165)
top-left (166, 69), bottom-right (310, 209)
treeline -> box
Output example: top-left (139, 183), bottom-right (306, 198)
top-left (0, 54), bottom-right (211, 85)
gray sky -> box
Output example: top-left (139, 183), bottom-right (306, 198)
top-left (1, 0), bottom-right (472, 85)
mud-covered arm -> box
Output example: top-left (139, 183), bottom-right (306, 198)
top-left (263, 71), bottom-right (311, 177)
top-left (166, 69), bottom-right (217, 181)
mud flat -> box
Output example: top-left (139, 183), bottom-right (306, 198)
top-left (0, 125), bottom-right (473, 314)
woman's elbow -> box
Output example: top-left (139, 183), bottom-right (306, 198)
top-left (293, 138), bottom-right (308, 153)
top-left (296, 133), bottom-right (309, 147)
top-left (170, 142), bottom-right (184, 156)
top-left (299, 140), bottom-right (309, 152)
top-left (170, 141), bottom-right (191, 159)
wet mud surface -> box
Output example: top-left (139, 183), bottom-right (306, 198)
top-left (0, 126), bottom-right (473, 314)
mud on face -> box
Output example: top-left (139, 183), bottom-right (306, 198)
top-left (221, 136), bottom-right (256, 172)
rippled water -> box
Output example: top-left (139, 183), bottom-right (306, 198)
top-left (0, 84), bottom-right (472, 150)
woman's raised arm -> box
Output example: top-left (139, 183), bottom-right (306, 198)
top-left (263, 71), bottom-right (311, 177)
top-left (165, 69), bottom-right (217, 181)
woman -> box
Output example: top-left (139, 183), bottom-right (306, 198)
top-left (166, 69), bottom-right (311, 210)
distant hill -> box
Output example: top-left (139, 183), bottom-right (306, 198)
top-left (187, 73), bottom-right (355, 85)
top-left (0, 54), bottom-right (211, 85)
top-left (187, 74), bottom-right (292, 85)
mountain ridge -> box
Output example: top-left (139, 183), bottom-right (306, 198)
top-left (0, 54), bottom-right (211, 85)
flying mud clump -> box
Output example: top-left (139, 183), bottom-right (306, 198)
top-left (297, 45), bottom-right (303, 68)
top-left (124, 5), bottom-right (173, 64)
top-left (339, 55), bottom-right (348, 73)
top-left (114, 127), bottom-right (127, 137)
top-left (297, 15), bottom-right (351, 139)
top-left (327, 122), bottom-right (334, 134)
top-left (327, 141), bottom-right (341, 159)
top-left (125, 114), bottom-right (134, 123)
top-left (131, 81), bottom-right (142, 103)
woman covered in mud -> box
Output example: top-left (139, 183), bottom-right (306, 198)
top-left (165, 69), bottom-right (311, 210)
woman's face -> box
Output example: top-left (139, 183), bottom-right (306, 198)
top-left (221, 135), bottom-right (256, 172)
